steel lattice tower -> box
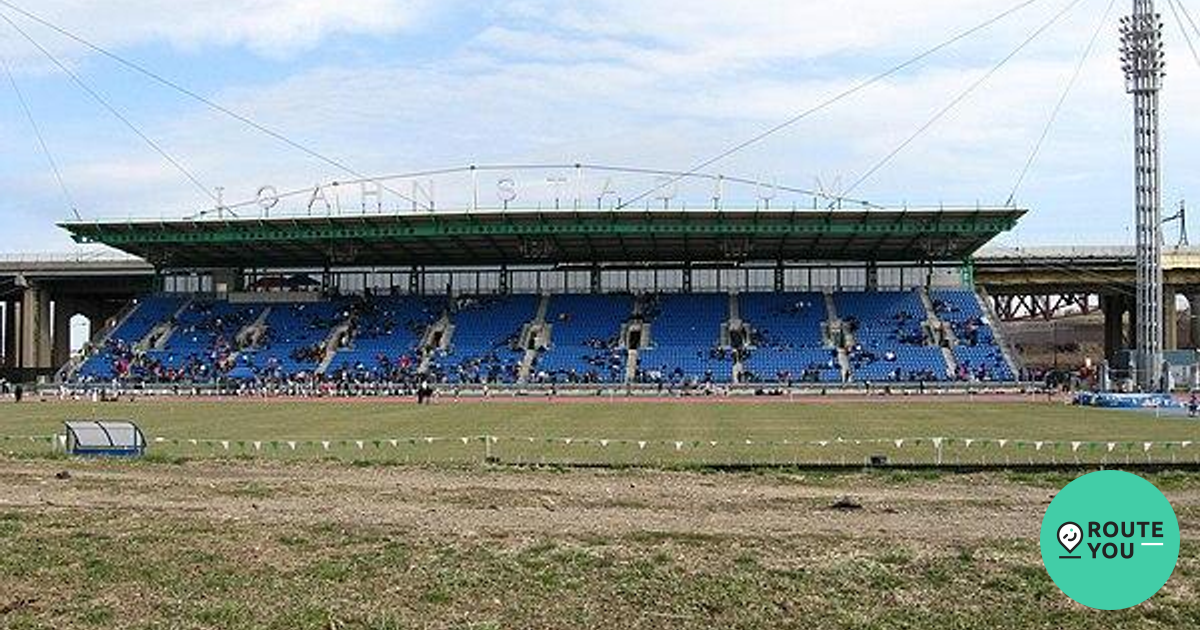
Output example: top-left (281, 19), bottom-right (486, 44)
top-left (1121, 0), bottom-right (1166, 391)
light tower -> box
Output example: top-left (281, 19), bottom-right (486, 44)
top-left (1120, 0), bottom-right (1166, 391)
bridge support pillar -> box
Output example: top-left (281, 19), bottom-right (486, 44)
top-left (52, 300), bottom-right (72, 369)
top-left (1189, 294), bottom-right (1200, 349)
top-left (1102, 294), bottom-right (1133, 364)
top-left (84, 302), bottom-right (114, 345)
top-left (2, 301), bottom-right (18, 369)
top-left (20, 284), bottom-right (52, 369)
top-left (1165, 288), bottom-right (1179, 352)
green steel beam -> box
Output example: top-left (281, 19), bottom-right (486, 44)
top-left (67, 216), bottom-right (1019, 247)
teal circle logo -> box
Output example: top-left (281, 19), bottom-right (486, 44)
top-left (1040, 471), bottom-right (1180, 610)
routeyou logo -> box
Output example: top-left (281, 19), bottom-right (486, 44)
top-left (1041, 470), bottom-right (1181, 610)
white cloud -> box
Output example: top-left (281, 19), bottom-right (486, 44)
top-left (492, 0), bottom-right (1085, 71)
top-left (7, 0), bottom-right (1200, 251)
top-left (0, 0), bottom-right (439, 60)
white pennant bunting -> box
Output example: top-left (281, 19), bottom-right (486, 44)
top-left (1072, 442), bottom-right (1082, 453)
top-left (287, 441), bottom-right (297, 451)
top-left (322, 441), bottom-right (331, 451)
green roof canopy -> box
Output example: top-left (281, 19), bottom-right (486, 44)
top-left (61, 207), bottom-right (1025, 269)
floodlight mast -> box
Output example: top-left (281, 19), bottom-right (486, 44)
top-left (1120, 0), bottom-right (1167, 391)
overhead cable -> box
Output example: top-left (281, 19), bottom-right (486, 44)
top-left (615, 0), bottom-right (1046, 210)
top-left (0, 10), bottom-right (219, 205)
top-left (840, 0), bottom-right (1086, 201)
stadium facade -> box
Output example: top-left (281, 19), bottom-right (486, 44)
top-left (0, 201), bottom-right (1034, 392)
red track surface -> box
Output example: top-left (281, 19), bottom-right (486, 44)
top-left (46, 393), bottom-right (1067, 406)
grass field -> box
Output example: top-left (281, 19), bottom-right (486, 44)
top-left (3, 398), bottom-right (1200, 628)
top-left (2, 397), bottom-right (1199, 466)
top-left (2, 459), bottom-right (1199, 629)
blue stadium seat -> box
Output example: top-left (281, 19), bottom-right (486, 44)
top-left (430, 295), bottom-right (537, 384)
top-left (237, 300), bottom-right (348, 379)
top-left (76, 295), bottom-right (185, 381)
top-left (836, 291), bottom-right (948, 382)
top-left (141, 300), bottom-right (266, 381)
top-left (532, 294), bottom-right (632, 384)
top-left (637, 294), bottom-right (733, 384)
top-left (931, 289), bottom-right (1015, 381)
top-left (73, 288), bottom-right (1019, 385)
top-left (739, 293), bottom-right (840, 383)
top-left (327, 296), bottom-right (443, 381)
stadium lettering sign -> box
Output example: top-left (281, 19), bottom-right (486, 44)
top-left (249, 168), bottom-right (783, 215)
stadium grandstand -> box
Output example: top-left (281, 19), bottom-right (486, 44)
top-left (4, 188), bottom-right (1031, 394)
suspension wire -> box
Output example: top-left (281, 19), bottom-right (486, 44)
top-left (0, 0), bottom-right (427, 211)
top-left (1, 51), bottom-right (81, 219)
top-left (1166, 0), bottom-right (1200, 70)
top-left (1006, 0), bottom-right (1117, 207)
top-left (0, 11), bottom-right (219, 205)
top-left (1173, 0), bottom-right (1200, 41)
top-left (840, 0), bottom-right (1086, 202)
top-left (613, 0), bottom-right (1046, 210)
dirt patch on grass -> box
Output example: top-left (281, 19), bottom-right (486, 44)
top-left (2, 459), bottom-right (1199, 629)
top-left (0, 459), bottom-right (1076, 544)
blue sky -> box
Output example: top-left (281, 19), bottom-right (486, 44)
top-left (2, 0), bottom-right (1200, 252)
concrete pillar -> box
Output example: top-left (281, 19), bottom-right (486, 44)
top-left (75, 300), bottom-right (119, 349)
top-left (20, 284), bottom-right (52, 369)
top-left (2, 301), bottom-right (17, 369)
top-left (1126, 293), bottom-right (1138, 350)
top-left (81, 305), bottom-right (105, 347)
top-left (1165, 289), bottom-right (1179, 352)
top-left (1102, 294), bottom-right (1127, 364)
top-left (51, 300), bottom-right (72, 369)
top-left (1186, 294), bottom-right (1200, 349)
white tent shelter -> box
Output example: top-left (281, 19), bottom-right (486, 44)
top-left (63, 421), bottom-right (146, 457)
